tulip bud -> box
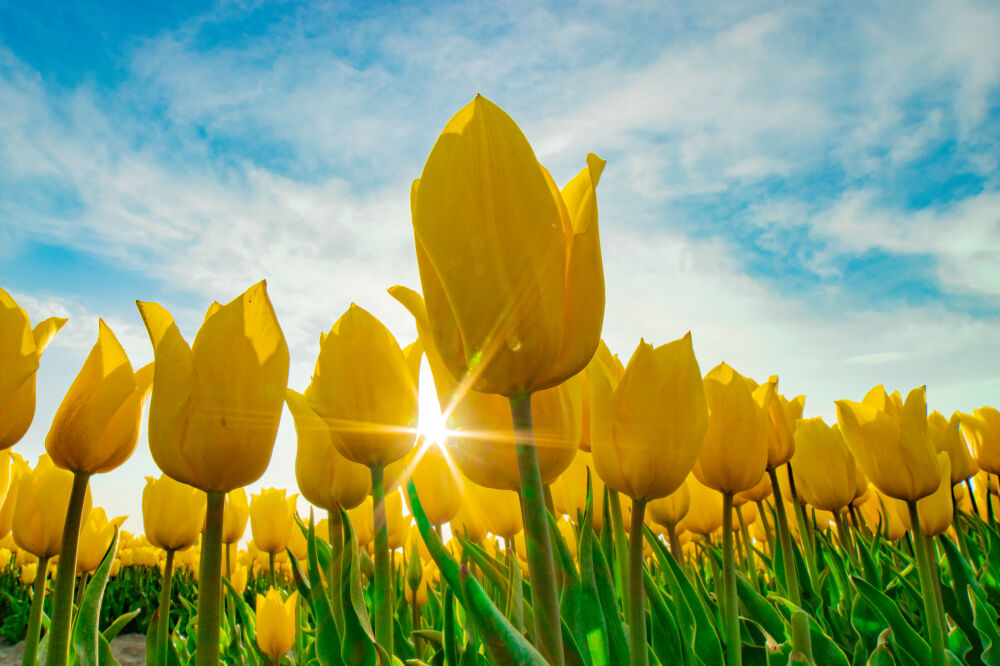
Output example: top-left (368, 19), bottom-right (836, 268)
top-left (757, 376), bottom-right (795, 468)
top-left (137, 281), bottom-right (290, 492)
top-left (0, 453), bottom-right (29, 541)
top-left (836, 386), bottom-right (939, 501)
top-left (679, 479), bottom-right (723, 536)
top-left (410, 95), bottom-right (605, 396)
top-left (594, 334), bottom-right (707, 502)
top-left (45, 321), bottom-right (153, 474)
top-left (0, 288), bottom-right (66, 451)
top-left (230, 564), bottom-right (248, 595)
top-left (348, 498), bottom-right (374, 548)
top-left (403, 442), bottom-right (461, 526)
top-left (250, 488), bottom-right (297, 555)
top-left (256, 588), bottom-right (297, 658)
top-left (648, 478), bottom-right (691, 528)
top-left (20, 562), bottom-right (37, 585)
top-left (13, 455), bottom-right (92, 558)
top-left (469, 483), bottom-right (523, 539)
top-left (287, 389), bottom-right (370, 512)
top-left (693, 363), bottom-right (763, 495)
top-left (142, 475), bottom-right (206, 552)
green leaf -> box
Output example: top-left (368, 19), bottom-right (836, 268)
top-left (586, 527), bottom-right (630, 665)
top-left (867, 644), bottom-right (897, 666)
top-left (735, 575), bottom-right (786, 643)
top-left (644, 570), bottom-right (684, 666)
top-left (970, 585), bottom-right (1000, 666)
top-left (458, 565), bottom-right (547, 666)
top-left (306, 512), bottom-right (345, 666)
top-left (72, 527), bottom-right (120, 666)
top-left (102, 608), bottom-right (141, 642)
top-left (851, 576), bottom-right (931, 665)
top-left (341, 507), bottom-right (377, 666)
top-left (444, 587), bottom-right (459, 666)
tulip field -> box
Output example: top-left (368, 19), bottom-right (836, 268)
top-left (3, 95), bottom-right (1000, 666)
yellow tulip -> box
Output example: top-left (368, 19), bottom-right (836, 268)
top-left (405, 562), bottom-right (433, 607)
top-left (680, 479), bottom-right (723, 536)
top-left (693, 363), bottom-right (763, 495)
top-left (648, 478), bottom-right (692, 528)
top-left (737, 473), bottom-right (772, 503)
top-left (142, 475), bottom-right (206, 552)
top-left (348, 498), bottom-right (374, 548)
top-left (385, 489), bottom-right (410, 551)
top-left (20, 562), bottom-right (37, 585)
top-left (137, 281), bottom-right (290, 492)
top-left (222, 488), bottom-right (250, 545)
top-left (255, 588), bottom-right (297, 658)
top-left (250, 489), bottom-right (297, 555)
top-left (391, 287), bottom-right (581, 491)
top-left (230, 564), bottom-right (248, 595)
top-left (402, 441), bottom-right (461, 526)
top-left (13, 455), bottom-right (92, 558)
top-left (302, 304), bottom-right (417, 469)
top-left (287, 521), bottom-right (307, 561)
top-left (594, 334), bottom-right (707, 501)
top-left (287, 388), bottom-right (370, 512)
top-left (836, 385), bottom-right (939, 501)
top-left (46, 321), bottom-right (153, 474)
top-left (761, 381), bottom-right (798, 469)
top-left (469, 483), bottom-right (523, 539)
top-left (893, 453), bottom-right (953, 537)
top-left (0, 547), bottom-right (9, 569)
top-left (410, 95), bottom-right (605, 397)
top-left (958, 407), bottom-right (1000, 475)
top-left (76, 508), bottom-right (126, 573)
top-left (0, 287), bottom-right (66, 451)
top-left (450, 497), bottom-right (487, 543)
top-left (857, 489), bottom-right (907, 540)
top-left (790, 418), bottom-right (857, 511)
top-left (928, 411), bottom-right (977, 484)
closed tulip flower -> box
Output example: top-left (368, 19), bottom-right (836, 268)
top-left (594, 334), bottom-right (707, 501)
top-left (391, 287), bottom-right (581, 491)
top-left (0, 288), bottom-right (67, 451)
top-left (791, 418), bottom-right (857, 511)
top-left (450, 497), bottom-right (487, 543)
top-left (222, 488), bottom-right (250, 545)
top-left (694, 363), bottom-right (763, 495)
top-left (250, 489), bottom-right (297, 555)
top-left (137, 281), bottom-right (289, 493)
top-left (230, 564), bottom-right (248, 595)
top-left (143, 475), bottom-right (206, 552)
top-left (894, 453), bottom-right (953, 537)
top-left (287, 388), bottom-right (370, 512)
top-left (470, 483), bottom-right (523, 540)
top-left (46, 321), bottom-right (154, 474)
top-left (20, 562), bottom-right (37, 585)
top-left (410, 95), bottom-right (604, 397)
top-left (348, 498), bottom-right (374, 548)
top-left (756, 376), bottom-right (796, 468)
top-left (680, 479), bottom-right (723, 536)
top-left (0, 453), bottom-right (29, 541)
top-left (549, 450), bottom-right (606, 528)
top-left (648, 478), bottom-right (692, 528)
top-left (928, 411), bottom-right (977, 484)
top-left (76, 508), bottom-right (125, 573)
top-left (256, 588), bottom-right (297, 659)
top-left (958, 407), bottom-right (1000, 475)
top-left (836, 386), bottom-right (939, 501)
top-left (403, 442), bottom-right (462, 526)
top-left (13, 455), bottom-right (92, 559)
top-left (303, 304), bottom-right (417, 470)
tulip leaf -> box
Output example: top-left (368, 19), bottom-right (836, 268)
top-left (458, 565), bottom-right (547, 666)
top-left (970, 585), bottom-right (1000, 666)
top-left (645, 524), bottom-right (724, 666)
top-left (72, 526), bottom-right (119, 666)
top-left (851, 576), bottom-right (931, 665)
top-left (456, 536), bottom-right (508, 591)
top-left (585, 526), bottom-right (631, 665)
top-left (567, 471), bottom-right (612, 666)
top-left (938, 535), bottom-right (981, 660)
top-left (305, 514), bottom-right (345, 666)
top-left (644, 569), bottom-right (684, 665)
top-left (102, 608), bottom-right (142, 642)
top-left (735, 575), bottom-right (786, 643)
top-left (868, 643), bottom-right (898, 666)
top-left (444, 587), bottom-right (459, 666)
top-left (407, 480), bottom-right (463, 596)
top-left (548, 512), bottom-right (580, 584)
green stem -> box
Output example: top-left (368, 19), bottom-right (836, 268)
top-left (225, 542), bottom-right (232, 580)
top-left (269, 551), bottom-right (276, 589)
top-left (786, 466), bottom-right (818, 582)
top-left (965, 478), bottom-right (979, 517)
top-left (328, 508), bottom-right (344, 632)
top-left (608, 489), bottom-right (630, 615)
top-left (755, 500), bottom-right (774, 557)
top-left (790, 610), bottom-right (813, 664)
top-left (722, 494), bottom-right (742, 666)
top-left (907, 501), bottom-right (946, 666)
top-left (510, 392), bottom-right (565, 666)
top-left (23, 556), bottom-right (50, 666)
top-left (628, 498), bottom-right (649, 666)
top-left (46, 470), bottom-right (90, 666)
top-left (157, 549), bottom-right (175, 665)
top-left (196, 490), bottom-right (225, 666)
top-left (371, 464), bottom-right (392, 655)
top-left (767, 468), bottom-right (801, 605)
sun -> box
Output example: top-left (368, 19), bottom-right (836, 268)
top-left (416, 357), bottom-right (450, 446)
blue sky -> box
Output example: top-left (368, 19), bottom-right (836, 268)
top-left (2, 0), bottom-right (999, 531)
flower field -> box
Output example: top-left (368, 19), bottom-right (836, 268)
top-left (1, 96), bottom-right (998, 666)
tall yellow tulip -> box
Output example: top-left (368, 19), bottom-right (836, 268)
top-left (0, 287), bottom-right (66, 451)
top-left (0, 452), bottom-right (28, 541)
top-left (694, 363), bottom-right (763, 495)
top-left (250, 488), bottom-right (297, 556)
top-left (137, 281), bottom-right (289, 666)
top-left (594, 334), bottom-right (707, 501)
top-left (958, 407), bottom-right (1000, 475)
top-left (836, 386), bottom-right (939, 502)
top-left (222, 488), bottom-right (251, 546)
top-left (894, 453), bottom-right (953, 537)
top-left (403, 442), bottom-right (461, 526)
top-left (928, 410), bottom-right (977, 484)
top-left (76, 508), bottom-right (125, 573)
